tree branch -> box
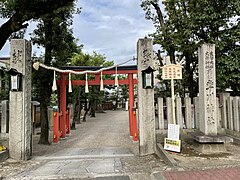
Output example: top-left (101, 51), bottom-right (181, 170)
top-left (0, 0), bottom-right (74, 50)
top-left (150, 1), bottom-right (165, 27)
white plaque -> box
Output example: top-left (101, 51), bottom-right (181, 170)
top-left (167, 124), bottom-right (180, 140)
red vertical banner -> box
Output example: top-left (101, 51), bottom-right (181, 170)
top-left (53, 111), bottom-right (59, 143)
top-left (132, 108), bottom-right (138, 141)
top-left (60, 73), bottom-right (67, 138)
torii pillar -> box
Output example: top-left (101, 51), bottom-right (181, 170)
top-left (60, 73), bottom-right (67, 138)
top-left (128, 73), bottom-right (134, 136)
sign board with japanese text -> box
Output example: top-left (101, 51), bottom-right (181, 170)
top-left (164, 138), bottom-right (181, 152)
top-left (161, 64), bottom-right (183, 80)
top-left (167, 124), bottom-right (180, 140)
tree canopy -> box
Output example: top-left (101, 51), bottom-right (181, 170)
top-left (141, 0), bottom-right (240, 96)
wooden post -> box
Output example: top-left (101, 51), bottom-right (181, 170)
top-left (171, 78), bottom-right (176, 124)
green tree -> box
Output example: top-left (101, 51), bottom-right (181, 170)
top-left (32, 3), bottom-right (79, 144)
top-left (141, 0), bottom-right (240, 97)
top-left (0, 0), bottom-right (74, 50)
top-left (70, 51), bottom-right (114, 123)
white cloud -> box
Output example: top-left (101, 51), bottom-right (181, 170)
top-left (0, 1), bottom-right (155, 65)
top-left (74, 0), bottom-right (155, 64)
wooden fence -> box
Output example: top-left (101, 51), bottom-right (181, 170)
top-left (156, 93), bottom-right (240, 134)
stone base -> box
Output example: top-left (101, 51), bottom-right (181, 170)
top-left (194, 143), bottom-right (226, 154)
top-left (188, 131), bottom-right (233, 144)
top-left (188, 131), bottom-right (232, 154)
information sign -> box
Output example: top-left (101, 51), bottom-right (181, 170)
top-left (161, 64), bottom-right (183, 80)
top-left (164, 138), bottom-right (181, 152)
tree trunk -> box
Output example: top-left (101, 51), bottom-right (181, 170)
top-left (90, 99), bottom-right (96, 117)
top-left (71, 101), bottom-right (77, 130)
top-left (76, 87), bottom-right (81, 124)
top-left (83, 100), bottom-right (91, 122)
top-left (38, 17), bottom-right (53, 145)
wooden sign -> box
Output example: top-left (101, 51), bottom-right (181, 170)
top-left (161, 64), bottom-right (183, 80)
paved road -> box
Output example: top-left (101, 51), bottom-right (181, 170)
top-left (5, 110), bottom-right (165, 180)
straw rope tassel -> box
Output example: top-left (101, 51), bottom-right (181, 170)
top-left (115, 66), bottom-right (119, 86)
top-left (52, 71), bottom-right (57, 91)
top-left (100, 71), bottom-right (104, 91)
top-left (85, 73), bottom-right (89, 93)
top-left (68, 73), bottom-right (72, 93)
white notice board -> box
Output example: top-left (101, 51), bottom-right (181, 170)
top-left (167, 124), bottom-right (180, 140)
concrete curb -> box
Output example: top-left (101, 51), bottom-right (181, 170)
top-left (155, 143), bottom-right (177, 167)
top-left (151, 171), bottom-right (166, 180)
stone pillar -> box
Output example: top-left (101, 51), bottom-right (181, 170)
top-left (198, 44), bottom-right (217, 135)
top-left (184, 97), bottom-right (192, 129)
top-left (219, 93), bottom-right (230, 129)
top-left (227, 96), bottom-right (233, 130)
top-left (166, 97), bottom-right (172, 124)
top-left (9, 39), bottom-right (32, 160)
top-left (158, 97), bottom-right (164, 131)
top-left (193, 97), bottom-right (199, 130)
top-left (137, 38), bottom-right (156, 156)
top-left (1, 100), bottom-right (9, 134)
top-left (216, 97), bottom-right (222, 131)
top-left (176, 97), bottom-right (183, 129)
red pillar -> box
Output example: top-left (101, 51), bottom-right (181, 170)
top-left (53, 111), bottom-right (59, 143)
top-left (60, 73), bottom-right (67, 138)
top-left (128, 73), bottom-right (134, 136)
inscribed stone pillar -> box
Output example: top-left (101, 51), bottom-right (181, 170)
top-left (137, 38), bottom-right (156, 156)
top-left (9, 39), bottom-right (32, 160)
top-left (198, 44), bottom-right (217, 135)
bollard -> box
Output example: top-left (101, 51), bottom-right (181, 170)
top-left (66, 110), bottom-right (70, 134)
top-left (53, 111), bottom-right (59, 143)
top-left (132, 108), bottom-right (138, 141)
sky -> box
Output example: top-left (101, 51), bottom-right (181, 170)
top-left (0, 0), bottom-right (158, 65)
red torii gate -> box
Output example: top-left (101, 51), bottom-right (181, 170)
top-left (56, 65), bottom-right (138, 141)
